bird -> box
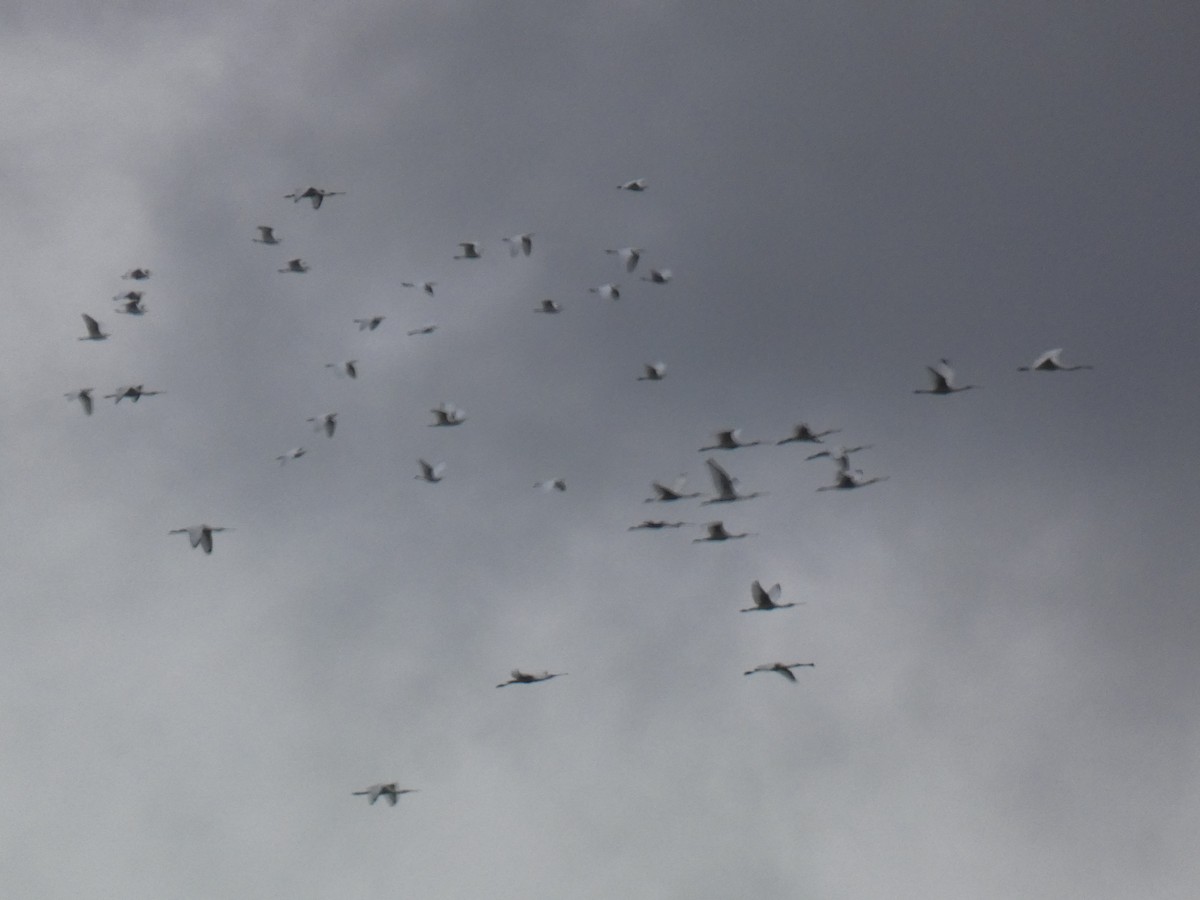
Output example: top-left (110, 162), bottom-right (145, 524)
top-left (65, 388), bottom-right (94, 415)
top-left (616, 178), bottom-right (647, 191)
top-left (416, 459), bottom-right (446, 483)
top-left (325, 361), bottom-right (358, 379)
top-left (354, 316), bottom-right (385, 331)
top-left (454, 241), bottom-right (482, 259)
top-left (817, 469), bottom-right (888, 491)
top-left (252, 226), bottom-right (280, 244)
top-left (535, 299), bottom-right (562, 314)
top-left (777, 423), bottom-right (840, 445)
top-left (307, 413), bottom-right (337, 437)
top-left (628, 520), bottom-right (690, 530)
top-left (502, 233), bottom-right (534, 256)
top-left (352, 783), bottom-right (416, 806)
top-left (637, 362), bottom-right (667, 381)
top-left (121, 268), bottom-right (151, 280)
top-left (1018, 348), bottom-right (1094, 372)
top-left (285, 187), bottom-right (344, 209)
top-left (605, 247), bottom-right (642, 272)
top-left (278, 258), bottom-right (309, 273)
top-left (169, 524), bottom-right (229, 554)
top-left (535, 478), bottom-right (567, 492)
top-left (401, 281), bottom-right (437, 295)
top-left (640, 268), bottom-right (672, 284)
top-left (79, 314), bottom-right (109, 341)
top-left (407, 323), bottom-right (438, 336)
top-left (693, 521), bottom-right (754, 542)
top-left (104, 385), bottom-right (163, 403)
top-left (496, 670), bottom-right (566, 688)
top-left (112, 290), bottom-right (144, 303)
top-left (588, 283), bottom-right (621, 300)
top-left (275, 447), bottom-right (306, 465)
top-left (430, 402), bottom-right (465, 426)
top-left (914, 359), bottom-right (979, 395)
top-left (805, 444), bottom-right (871, 465)
top-left (699, 429), bottom-right (762, 451)
top-left (740, 580), bottom-right (797, 612)
top-left (114, 296), bottom-right (146, 316)
top-left (744, 662), bottom-right (814, 682)
top-left (645, 475), bottom-right (702, 503)
top-left (702, 457), bottom-right (765, 504)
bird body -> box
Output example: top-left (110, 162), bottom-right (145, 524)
top-left (646, 475), bottom-right (701, 503)
top-left (637, 362), bottom-right (667, 381)
top-left (535, 478), bottom-right (567, 492)
top-left (535, 299), bottom-right (562, 313)
top-left (914, 359), bottom-right (978, 394)
top-left (640, 268), bottom-right (672, 284)
top-left (1019, 348), bottom-right (1093, 372)
top-left (617, 178), bottom-right (647, 191)
top-left (121, 268), bottom-right (151, 280)
top-left (407, 323), bottom-right (438, 336)
top-left (496, 670), bottom-right (566, 687)
top-left (325, 361), bottom-right (358, 379)
top-left (588, 283), bottom-right (620, 300)
top-left (252, 226), bottom-right (279, 244)
top-left (401, 281), bottom-right (436, 295)
top-left (275, 447), bottom-right (306, 464)
top-left (628, 520), bottom-right (690, 530)
top-left (806, 444), bottom-right (871, 467)
top-left (169, 524), bottom-right (228, 554)
top-left (307, 413), bottom-right (337, 437)
top-left (353, 783), bottom-right (416, 806)
top-left (454, 241), bottom-right (482, 259)
top-left (502, 233), bottom-right (534, 256)
top-left (65, 388), bottom-right (94, 415)
top-left (354, 316), bottom-right (385, 331)
top-left (817, 469), bottom-right (888, 491)
top-left (606, 247), bottom-right (642, 272)
top-left (741, 580), bottom-right (796, 612)
top-left (115, 296), bottom-right (146, 315)
top-left (416, 459), bottom-right (446, 483)
top-left (744, 662), bottom-right (814, 681)
top-left (778, 423), bottom-right (839, 445)
top-left (430, 402), bottom-right (465, 426)
top-left (693, 521), bottom-right (753, 542)
top-left (104, 385), bottom-right (163, 403)
top-left (285, 187), bottom-right (344, 208)
top-left (279, 258), bottom-right (309, 274)
top-left (700, 429), bottom-right (762, 451)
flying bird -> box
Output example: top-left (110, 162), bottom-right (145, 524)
top-left (744, 662), bottom-right (814, 682)
top-left (645, 475), bottom-right (701, 503)
top-left (637, 362), bottom-right (667, 381)
top-left (401, 281), bottom-right (437, 295)
top-left (454, 241), bottom-right (482, 259)
top-left (702, 457), bottom-right (765, 504)
top-left (502, 233), bottom-right (534, 256)
top-left (693, 521), bottom-right (754, 542)
top-left (278, 258), bottom-right (309, 274)
top-left (65, 388), bottom-right (94, 416)
top-left (352, 783), bottom-right (416, 806)
top-left (79, 314), bottom-right (109, 341)
top-left (606, 247), bottom-right (642, 272)
top-left (535, 479), bottom-right (567, 492)
top-left (121, 268), bottom-right (151, 280)
top-left (354, 316), bottom-right (385, 331)
top-left (285, 187), bottom-right (344, 208)
top-left (307, 413), bottom-right (337, 437)
top-left (777, 423), bottom-right (840, 445)
top-left (416, 459), bottom-right (445, 483)
top-left (740, 580), bottom-right (797, 612)
top-left (1018, 348), bottom-right (1094, 372)
top-left (588, 283), bottom-right (621, 300)
top-left (104, 385), bottom-right (163, 403)
top-left (325, 361), bottom-right (358, 379)
top-left (628, 520), bottom-right (690, 531)
top-left (817, 469), bottom-right (888, 492)
top-left (535, 299), bottom-right (562, 314)
top-left (805, 444), bottom-right (871, 465)
top-left (113, 290), bottom-right (143, 303)
top-left (169, 524), bottom-right (229, 554)
top-left (430, 402), bottom-right (465, 426)
top-left (114, 296), bottom-right (146, 315)
top-left (914, 359), bottom-right (979, 395)
top-left (275, 447), bottom-right (306, 465)
top-left (616, 178), bottom-right (647, 191)
top-left (640, 268), bottom-right (672, 284)
top-left (407, 323), bottom-right (438, 336)
top-left (699, 429), bottom-right (762, 451)
top-left (252, 226), bottom-right (280, 244)
top-left (496, 670), bottom-right (566, 688)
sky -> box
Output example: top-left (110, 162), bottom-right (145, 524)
top-left (3, 1), bottom-right (1199, 897)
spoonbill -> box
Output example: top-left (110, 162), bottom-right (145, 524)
top-left (693, 521), bottom-right (754, 542)
top-left (278, 258), bottom-right (309, 274)
top-left (817, 469), bottom-right (888, 492)
top-left (646, 475), bottom-right (701, 503)
top-left (744, 662), bottom-right (814, 681)
top-left (65, 388), bottom-right (94, 415)
top-left (628, 520), bottom-right (690, 530)
top-left (252, 226), bottom-right (280, 244)
top-left (401, 281), bottom-right (436, 295)
top-left (352, 784), bottom-right (416, 806)
top-left (407, 323), bottom-right (438, 336)
top-left (354, 316), bottom-right (385, 331)
top-left (777, 423), bottom-right (840, 445)
top-left (79, 314), bottom-right (109, 341)
top-left (307, 413), bottom-right (337, 437)
top-left (606, 247), bottom-right (642, 272)
top-left (285, 187), bottom-right (344, 208)
top-left (496, 670), bottom-right (566, 688)
top-left (113, 290), bottom-right (143, 303)
top-left (617, 178), bottom-right (647, 191)
top-left (104, 385), bottom-right (163, 403)
top-left (121, 268), bottom-right (151, 280)
top-left (535, 299), bottom-right (562, 314)
top-left (637, 362), bottom-right (667, 381)
top-left (1018, 348), bottom-right (1094, 372)
top-left (325, 361), bottom-right (358, 379)
top-left (740, 581), bottom-right (796, 612)
top-left (454, 241), bottom-right (482, 259)
top-left (115, 296), bottom-right (146, 315)
top-left (502, 233), bottom-right (534, 256)
top-left (914, 359), bottom-right (979, 395)
top-left (702, 457), bottom-right (765, 504)
top-left (700, 429), bottom-right (762, 451)
top-left (169, 524), bottom-right (229, 554)
top-left (805, 444), bottom-right (871, 465)
top-left (588, 283), bottom-right (621, 300)
top-left (535, 478), bottom-right (567, 492)
top-left (640, 268), bottom-right (672, 284)
top-left (430, 402), bottom-right (465, 426)
top-left (416, 459), bottom-right (445, 483)
top-left (275, 447), bottom-right (306, 465)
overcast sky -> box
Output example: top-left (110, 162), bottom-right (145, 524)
top-left (3, 2), bottom-right (1199, 897)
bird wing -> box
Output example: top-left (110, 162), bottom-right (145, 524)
top-left (82, 314), bottom-right (101, 337)
top-left (705, 458), bottom-right (735, 497)
top-left (777, 666), bottom-right (797, 682)
top-left (768, 583), bottom-right (782, 602)
top-left (926, 366), bottom-right (950, 390)
top-left (751, 581), bottom-right (770, 608)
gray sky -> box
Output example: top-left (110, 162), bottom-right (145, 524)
top-left (3, 2), bottom-right (1199, 897)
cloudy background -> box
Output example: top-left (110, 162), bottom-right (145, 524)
top-left (3, 1), bottom-right (1199, 897)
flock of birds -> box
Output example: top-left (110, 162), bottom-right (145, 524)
top-left (64, 175), bottom-right (1094, 809)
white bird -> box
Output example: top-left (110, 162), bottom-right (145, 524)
top-left (1018, 348), bottom-right (1094, 372)
top-left (588, 283), bottom-right (621, 300)
top-left (535, 299), bottom-right (562, 314)
top-left (285, 187), bottom-right (344, 208)
top-left (325, 360), bottom-right (358, 379)
top-left (79, 314), bottom-right (109, 341)
top-left (535, 478), bottom-right (567, 492)
top-left (817, 469), bottom-right (888, 492)
top-left (605, 247), bottom-right (642, 272)
top-left (702, 457), bottom-right (765, 504)
top-left (113, 290), bottom-right (144, 303)
top-left (805, 444), bottom-right (871, 465)
top-left (416, 459), bottom-right (446, 483)
top-left (645, 475), bottom-right (701, 503)
top-left (502, 233), bottom-right (534, 256)
top-left (744, 662), bottom-right (814, 682)
top-left (640, 268), bottom-right (672, 284)
top-left (496, 669), bottom-right (566, 688)
top-left (307, 413), bottom-right (337, 437)
top-left (279, 258), bottom-right (309, 274)
top-left (693, 521), bottom-right (754, 542)
top-left (352, 783), bottom-right (416, 806)
top-left (114, 296), bottom-right (146, 315)
top-left (275, 447), bottom-right (306, 465)
top-left (168, 524), bottom-right (229, 555)
top-left (616, 178), bottom-right (647, 191)
top-left (121, 268), bottom-right (151, 280)
top-left (65, 388), bottom-right (94, 416)
top-left (252, 226), bottom-right (280, 244)
top-left (777, 423), bottom-right (840, 445)
top-left (354, 316), bottom-right (385, 331)
top-left (430, 402), bottom-right (465, 426)
top-left (454, 241), bottom-right (482, 259)
top-left (104, 384), bottom-right (163, 403)
top-left (407, 323), bottom-right (438, 336)
top-left (637, 362), bottom-right (667, 381)
top-left (401, 281), bottom-right (437, 295)
top-left (628, 520), bottom-right (690, 530)
top-left (699, 428), bottom-right (762, 451)
top-left (914, 359), bottom-right (979, 395)
top-left (740, 580), bottom-right (797, 612)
